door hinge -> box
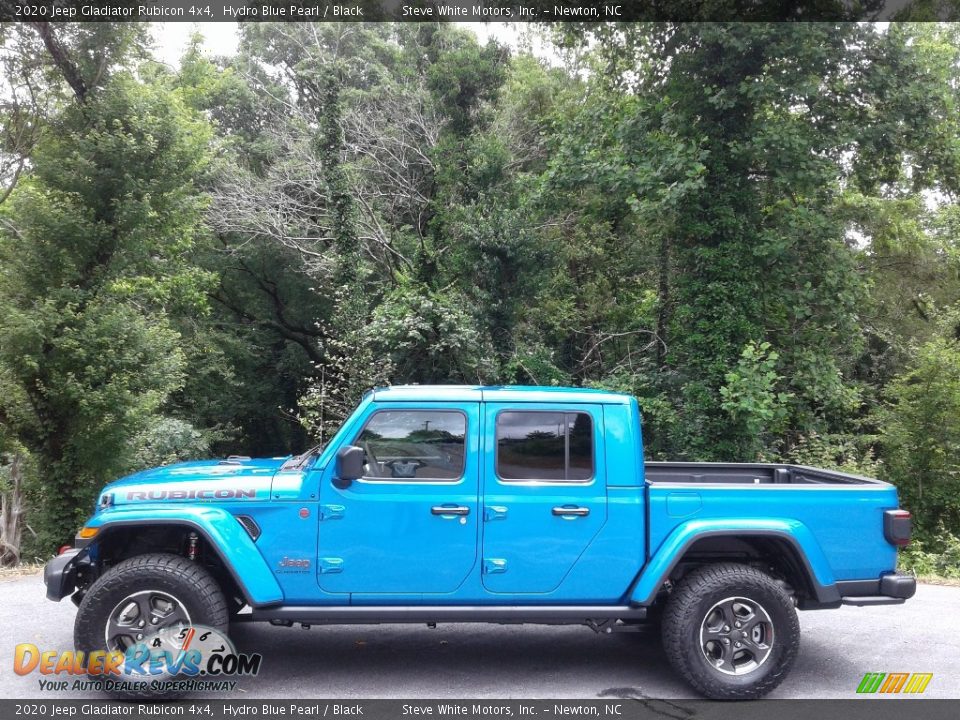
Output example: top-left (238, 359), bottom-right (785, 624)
top-left (319, 504), bottom-right (345, 521)
top-left (483, 505), bottom-right (508, 521)
top-left (483, 558), bottom-right (508, 575)
top-left (318, 557), bottom-right (344, 574)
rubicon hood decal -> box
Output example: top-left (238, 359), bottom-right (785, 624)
top-left (99, 457), bottom-right (285, 507)
top-left (126, 488), bottom-right (257, 501)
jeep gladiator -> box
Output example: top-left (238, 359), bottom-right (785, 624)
top-left (44, 385), bottom-right (915, 699)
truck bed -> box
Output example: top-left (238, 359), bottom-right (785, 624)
top-left (645, 461), bottom-right (882, 485)
top-left (643, 461), bottom-right (898, 585)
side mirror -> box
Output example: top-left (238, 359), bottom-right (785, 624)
top-left (334, 445), bottom-right (364, 488)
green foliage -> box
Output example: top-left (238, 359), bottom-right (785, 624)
top-left (720, 343), bottom-right (792, 459)
top-left (898, 531), bottom-right (960, 579)
top-left (368, 280), bottom-right (497, 384)
top-left (298, 283), bottom-right (394, 444)
top-left (424, 30), bottom-right (508, 137)
top-left (127, 418), bottom-right (211, 473)
top-left (6, 22), bottom-right (960, 573)
top-left (0, 72), bottom-right (213, 551)
top-left (875, 330), bottom-right (960, 537)
top-left (782, 431), bottom-right (880, 478)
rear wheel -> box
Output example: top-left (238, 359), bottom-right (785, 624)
top-left (661, 563), bottom-right (799, 699)
top-left (74, 553), bottom-right (228, 698)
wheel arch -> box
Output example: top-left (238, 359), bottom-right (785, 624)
top-left (85, 508), bottom-right (283, 607)
top-left (629, 521), bottom-right (841, 608)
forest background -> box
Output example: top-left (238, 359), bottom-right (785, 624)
top-left (2, 20), bottom-right (960, 578)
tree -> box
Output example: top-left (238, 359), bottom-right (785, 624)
top-left (0, 22), bottom-right (148, 203)
top-left (0, 73), bottom-right (213, 551)
top-left (876, 324), bottom-right (960, 542)
top-left (200, 23), bottom-right (516, 438)
top-left (4, 19), bottom-right (960, 574)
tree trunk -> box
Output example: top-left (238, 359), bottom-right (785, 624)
top-left (656, 234), bottom-right (671, 368)
top-left (29, 22), bottom-right (88, 103)
top-left (0, 453), bottom-right (25, 566)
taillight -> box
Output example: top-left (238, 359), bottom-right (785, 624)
top-left (58, 545), bottom-right (72, 555)
top-left (884, 509), bottom-right (912, 546)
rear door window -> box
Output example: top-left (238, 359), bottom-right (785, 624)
top-left (495, 411), bottom-right (594, 482)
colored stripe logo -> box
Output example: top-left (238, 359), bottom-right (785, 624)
top-left (903, 673), bottom-right (934, 694)
top-left (857, 672), bottom-right (933, 694)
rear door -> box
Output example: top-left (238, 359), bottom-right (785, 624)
top-left (481, 403), bottom-right (607, 594)
top-left (317, 402), bottom-right (480, 594)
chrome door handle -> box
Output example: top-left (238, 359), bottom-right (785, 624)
top-left (431, 505), bottom-right (470, 516)
top-left (552, 506), bottom-right (590, 517)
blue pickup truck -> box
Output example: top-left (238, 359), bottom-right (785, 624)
top-left (45, 385), bottom-right (915, 699)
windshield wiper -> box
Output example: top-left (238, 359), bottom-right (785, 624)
top-left (280, 444), bottom-right (323, 471)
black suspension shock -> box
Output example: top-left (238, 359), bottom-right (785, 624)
top-left (186, 532), bottom-right (199, 561)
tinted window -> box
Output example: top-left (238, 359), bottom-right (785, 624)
top-left (356, 410), bottom-right (466, 481)
top-left (496, 411), bottom-right (594, 482)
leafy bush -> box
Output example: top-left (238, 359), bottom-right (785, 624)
top-left (782, 431), bottom-right (880, 478)
top-left (720, 342), bottom-right (793, 460)
top-left (127, 418), bottom-right (211, 473)
top-left (898, 530), bottom-right (960, 579)
top-left (875, 334), bottom-right (960, 539)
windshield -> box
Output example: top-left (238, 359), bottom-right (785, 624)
top-left (278, 390), bottom-right (371, 471)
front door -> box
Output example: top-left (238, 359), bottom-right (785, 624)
top-left (481, 403), bottom-right (607, 594)
top-left (317, 403), bottom-right (480, 594)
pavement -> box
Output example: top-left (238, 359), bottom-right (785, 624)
top-left (0, 572), bottom-right (957, 700)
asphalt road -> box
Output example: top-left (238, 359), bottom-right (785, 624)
top-left (1, 572), bottom-right (957, 700)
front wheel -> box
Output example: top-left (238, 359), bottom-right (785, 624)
top-left (661, 563), bottom-right (800, 699)
top-left (74, 553), bottom-right (228, 698)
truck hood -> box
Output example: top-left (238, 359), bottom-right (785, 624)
top-left (99, 457), bottom-right (286, 507)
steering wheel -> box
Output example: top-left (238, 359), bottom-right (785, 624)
top-left (383, 458), bottom-right (425, 479)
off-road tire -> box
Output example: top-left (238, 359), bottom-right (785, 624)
top-left (74, 553), bottom-right (228, 699)
top-left (661, 562), bottom-right (800, 699)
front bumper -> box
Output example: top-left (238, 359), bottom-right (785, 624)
top-left (43, 537), bottom-right (96, 602)
top-left (43, 549), bottom-right (82, 601)
top-left (836, 573), bottom-right (917, 606)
